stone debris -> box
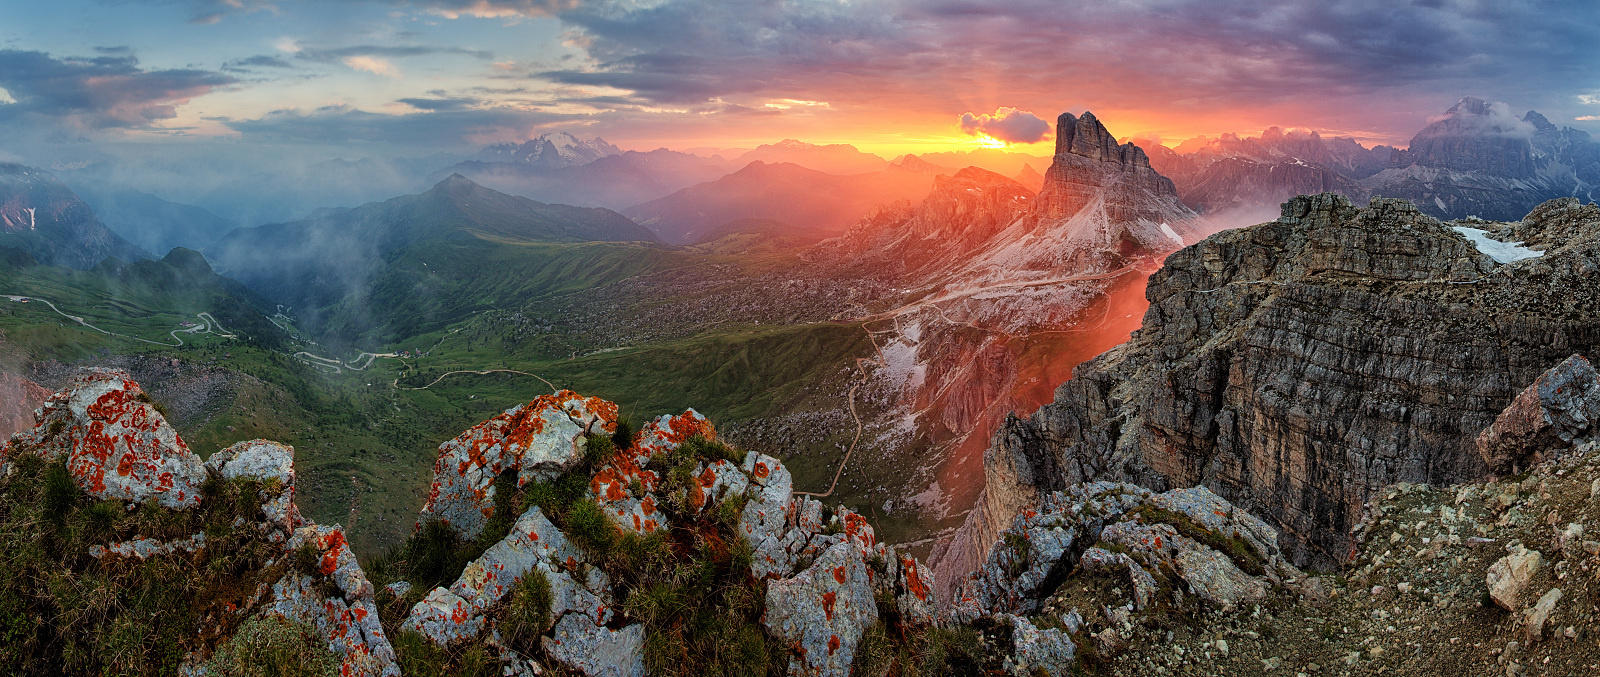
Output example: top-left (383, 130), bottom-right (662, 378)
top-left (1007, 614), bottom-right (1077, 674)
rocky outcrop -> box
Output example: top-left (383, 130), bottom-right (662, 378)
top-left (418, 390), bottom-right (617, 539)
top-left (946, 194), bottom-right (1600, 593)
top-left (3, 368), bottom-right (206, 509)
top-left (396, 393), bottom-right (936, 677)
top-left (0, 370), bottom-right (399, 676)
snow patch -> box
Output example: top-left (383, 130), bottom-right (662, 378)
top-left (1452, 226), bottom-right (1544, 264)
top-left (1158, 222), bottom-right (1182, 245)
top-left (1434, 197), bottom-right (1448, 212)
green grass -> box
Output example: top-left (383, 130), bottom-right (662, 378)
top-left (0, 455), bottom-right (315, 675)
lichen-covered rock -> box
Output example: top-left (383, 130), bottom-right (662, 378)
top-left (3, 368), bottom-right (205, 509)
top-left (404, 505), bottom-right (614, 646)
top-left (764, 541), bottom-right (878, 677)
top-left (271, 526), bottom-right (397, 677)
top-left (542, 613), bottom-right (645, 677)
top-left (87, 533), bottom-right (206, 561)
top-left (207, 439), bottom-right (300, 530)
top-left (418, 391), bottom-right (617, 539)
top-left (589, 409), bottom-right (715, 534)
top-left (739, 452), bottom-right (794, 564)
top-left (1477, 355), bottom-right (1600, 474)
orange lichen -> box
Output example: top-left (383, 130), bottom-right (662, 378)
top-left (901, 556), bottom-right (929, 601)
top-left (822, 591), bottom-right (837, 620)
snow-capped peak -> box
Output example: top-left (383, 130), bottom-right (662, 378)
top-left (474, 132), bottom-right (621, 168)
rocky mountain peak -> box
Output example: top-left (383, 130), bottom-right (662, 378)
top-left (1032, 110), bottom-right (1191, 241)
top-left (1447, 95), bottom-right (1494, 117)
top-left (1054, 111), bottom-right (1150, 168)
top-left (938, 194), bottom-right (1600, 598)
top-left (1523, 110), bottom-right (1557, 132)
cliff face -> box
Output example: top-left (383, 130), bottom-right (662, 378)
top-left (942, 194), bottom-right (1600, 595)
top-left (952, 353), bottom-right (1600, 675)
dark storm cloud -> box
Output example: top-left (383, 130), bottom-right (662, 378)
top-left (0, 49), bottom-right (235, 130)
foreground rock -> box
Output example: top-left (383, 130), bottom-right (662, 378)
top-left (417, 390), bottom-right (617, 539)
top-left (3, 368), bottom-right (206, 508)
top-left (0, 370), bottom-right (398, 676)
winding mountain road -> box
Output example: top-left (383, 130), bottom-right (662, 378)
top-left (3, 294), bottom-right (234, 347)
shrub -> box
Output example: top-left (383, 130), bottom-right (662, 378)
top-left (501, 569), bottom-right (553, 651)
top-left (205, 615), bottom-right (340, 677)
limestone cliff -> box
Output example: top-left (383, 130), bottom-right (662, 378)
top-left (944, 194), bottom-right (1600, 597)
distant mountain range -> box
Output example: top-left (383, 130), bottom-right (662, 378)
top-left (472, 131), bottom-right (622, 169)
top-left (448, 148), bottom-right (738, 211)
top-left (208, 174), bottom-right (655, 335)
top-left (0, 163), bottom-right (148, 269)
top-left (1150, 97), bottom-right (1600, 220)
top-left (71, 185), bottom-right (236, 256)
top-left (622, 160), bottom-right (938, 245)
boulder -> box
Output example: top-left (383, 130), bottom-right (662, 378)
top-left (590, 409), bottom-right (716, 535)
top-left (542, 613), bottom-right (645, 677)
top-left (270, 526), bottom-right (398, 677)
top-left (2, 368), bottom-right (205, 509)
top-left (1478, 355), bottom-right (1600, 474)
top-left (206, 439), bottom-right (300, 530)
top-left (1486, 545), bottom-right (1543, 612)
top-left (403, 506), bottom-right (614, 646)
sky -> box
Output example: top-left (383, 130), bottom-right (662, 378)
top-left (2, 0), bottom-right (1599, 162)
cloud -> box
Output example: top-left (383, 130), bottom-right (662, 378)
top-left (397, 96), bottom-right (481, 111)
top-left (517, 0), bottom-right (1600, 141)
top-left (298, 45), bottom-right (495, 62)
top-left (0, 49), bottom-right (235, 131)
top-left (421, 0), bottom-right (578, 19)
top-left (343, 55), bottom-right (400, 77)
top-left (1578, 115), bottom-right (1600, 122)
top-left (959, 107), bottom-right (1050, 144)
top-left (223, 54), bottom-right (297, 72)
